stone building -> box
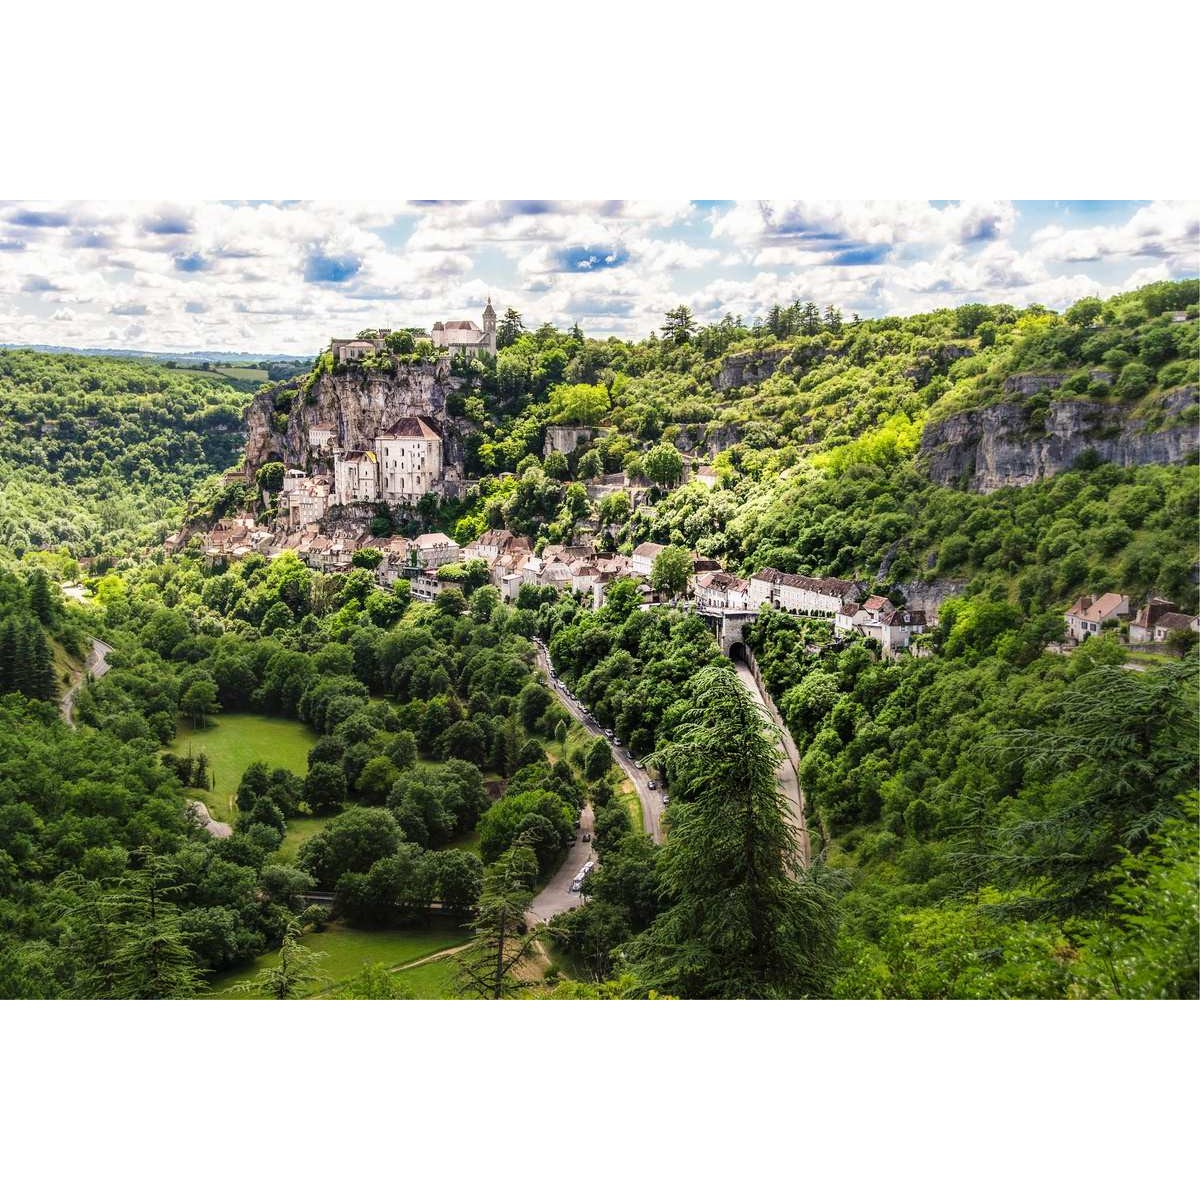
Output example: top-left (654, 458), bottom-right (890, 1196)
top-left (375, 416), bottom-right (444, 503)
top-left (1065, 593), bottom-right (1131, 641)
top-left (333, 451), bottom-right (380, 503)
top-left (748, 568), bottom-right (857, 615)
top-left (430, 299), bottom-right (497, 357)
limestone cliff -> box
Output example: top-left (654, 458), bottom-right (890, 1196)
top-left (919, 384), bottom-right (1198, 493)
top-left (713, 347), bottom-right (789, 392)
top-left (244, 359), bottom-right (468, 474)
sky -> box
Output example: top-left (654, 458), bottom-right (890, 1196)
top-left (0, 200), bottom-right (1195, 356)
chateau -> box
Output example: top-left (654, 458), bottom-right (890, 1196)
top-left (330, 299), bottom-right (497, 363)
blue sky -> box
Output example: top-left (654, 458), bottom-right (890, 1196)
top-left (0, 200), bottom-right (1195, 354)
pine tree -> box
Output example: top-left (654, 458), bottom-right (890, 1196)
top-left (27, 570), bottom-right (54, 625)
top-left (30, 623), bottom-right (57, 702)
top-left (823, 304), bottom-right (843, 334)
top-left (623, 664), bottom-right (842, 999)
top-left (497, 307), bottom-right (524, 349)
top-left (0, 617), bottom-right (16, 693)
top-left (81, 855), bottom-right (202, 999)
top-left (800, 301), bottom-right (822, 336)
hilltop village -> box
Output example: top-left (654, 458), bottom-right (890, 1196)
top-left (190, 306), bottom-right (940, 655)
top-left (189, 299), bottom-right (1199, 661)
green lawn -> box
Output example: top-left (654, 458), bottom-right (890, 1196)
top-left (276, 812), bottom-right (342, 863)
top-left (168, 712), bottom-right (318, 823)
top-left (207, 921), bottom-right (471, 998)
top-left (390, 955), bottom-right (463, 999)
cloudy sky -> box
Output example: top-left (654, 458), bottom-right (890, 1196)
top-left (0, 200), bottom-right (1195, 355)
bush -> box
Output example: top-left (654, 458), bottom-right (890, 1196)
top-left (1115, 363), bottom-right (1154, 401)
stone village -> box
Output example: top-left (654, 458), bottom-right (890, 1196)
top-left (188, 310), bottom-right (1197, 659)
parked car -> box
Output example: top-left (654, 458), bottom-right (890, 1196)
top-left (604, 728), bottom-right (614, 738)
top-left (634, 761), bottom-right (643, 770)
top-left (582, 832), bottom-right (592, 843)
top-left (647, 780), bottom-right (657, 790)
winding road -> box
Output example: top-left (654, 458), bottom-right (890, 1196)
top-left (59, 637), bottom-right (113, 726)
top-left (531, 641), bottom-right (665, 843)
top-left (732, 659), bottom-right (811, 868)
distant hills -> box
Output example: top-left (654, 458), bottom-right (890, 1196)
top-left (0, 342), bottom-right (312, 364)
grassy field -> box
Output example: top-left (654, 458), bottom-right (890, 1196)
top-left (168, 712), bottom-right (318, 823)
top-left (166, 364), bottom-right (269, 383)
top-left (390, 955), bottom-right (463, 999)
top-left (276, 812), bottom-right (342, 863)
top-left (207, 922), bottom-right (471, 998)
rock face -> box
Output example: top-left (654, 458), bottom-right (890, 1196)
top-left (714, 347), bottom-right (789, 391)
top-left (920, 384), bottom-right (1199, 493)
top-left (544, 426), bottom-right (595, 457)
top-left (245, 360), bottom-right (467, 475)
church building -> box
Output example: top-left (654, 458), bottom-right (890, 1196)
top-left (430, 299), bottom-right (497, 357)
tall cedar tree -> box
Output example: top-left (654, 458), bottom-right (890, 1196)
top-left (623, 664), bottom-right (841, 998)
top-left (231, 918), bottom-right (327, 999)
top-left (62, 854), bottom-right (202, 999)
top-left (456, 840), bottom-right (541, 999)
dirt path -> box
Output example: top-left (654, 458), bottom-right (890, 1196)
top-left (59, 637), bottom-right (113, 726)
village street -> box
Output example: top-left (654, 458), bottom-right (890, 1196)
top-left (527, 802), bottom-right (595, 924)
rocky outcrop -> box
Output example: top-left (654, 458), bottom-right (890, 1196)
top-left (245, 359), bottom-right (468, 474)
top-left (920, 384), bottom-right (1199, 492)
top-left (673, 421), bottom-right (744, 455)
top-left (714, 347), bottom-right (789, 391)
top-left (894, 578), bottom-right (968, 621)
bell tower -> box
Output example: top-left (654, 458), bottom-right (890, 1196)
top-left (482, 295), bottom-right (497, 354)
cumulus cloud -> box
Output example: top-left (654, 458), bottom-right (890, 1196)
top-left (0, 199), bottom-right (1193, 352)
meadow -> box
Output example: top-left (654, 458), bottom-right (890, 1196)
top-left (169, 712), bottom-right (317, 822)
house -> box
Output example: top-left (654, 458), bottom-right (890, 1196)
top-left (410, 569), bottom-right (463, 603)
top-left (630, 542), bottom-right (668, 576)
top-left (374, 415), bottom-right (444, 504)
top-left (541, 563), bottom-right (575, 591)
top-left (411, 532), bottom-right (460, 569)
top-left (1128, 598), bottom-right (1192, 643)
top-left (282, 473), bottom-right (332, 528)
top-left (465, 529), bottom-right (531, 563)
top-left (429, 300), bottom-right (497, 357)
top-left (1152, 611), bottom-right (1200, 641)
top-left (748, 568), bottom-right (857, 616)
top-left (308, 423), bottom-right (336, 451)
top-left (691, 569), bottom-right (750, 610)
top-left (877, 608), bottom-right (927, 654)
top-left (333, 451), bottom-right (380, 503)
top-left (331, 338), bottom-right (380, 363)
top-left (1129, 599), bottom-right (1200, 643)
top-left (1065, 593), bottom-right (1131, 641)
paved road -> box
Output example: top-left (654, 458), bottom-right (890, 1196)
top-left (531, 641), bottom-right (665, 844)
top-left (60, 637), bottom-right (113, 726)
top-left (733, 660), bottom-right (811, 867)
top-left (527, 803), bottom-right (596, 924)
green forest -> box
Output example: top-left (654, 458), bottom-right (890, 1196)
top-left (0, 278), bottom-right (1196, 999)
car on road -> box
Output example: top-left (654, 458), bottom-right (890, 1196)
top-left (604, 728), bottom-right (614, 737)
top-left (582, 832), bottom-right (591, 843)
top-left (569, 881), bottom-right (581, 893)
top-left (634, 761), bottom-right (643, 770)
top-left (648, 780), bottom-right (657, 789)
top-left (613, 738), bottom-right (622, 746)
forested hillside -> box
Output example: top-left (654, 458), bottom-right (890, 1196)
top-left (0, 350), bottom-right (247, 564)
top-left (1, 277), bottom-right (1196, 1000)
